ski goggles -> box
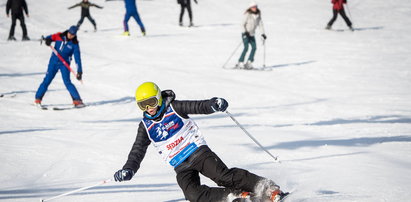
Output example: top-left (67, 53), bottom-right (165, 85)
top-left (137, 97), bottom-right (159, 111)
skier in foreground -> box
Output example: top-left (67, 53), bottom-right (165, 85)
top-left (235, 1), bottom-right (266, 70)
top-left (114, 82), bottom-right (288, 202)
top-left (34, 26), bottom-right (85, 108)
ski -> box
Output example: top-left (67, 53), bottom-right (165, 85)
top-left (33, 103), bottom-right (48, 110)
top-left (0, 93), bottom-right (17, 98)
top-left (232, 192), bottom-right (291, 202)
top-left (224, 66), bottom-right (272, 71)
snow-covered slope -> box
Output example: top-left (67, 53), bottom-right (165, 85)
top-left (1, 0), bottom-right (411, 201)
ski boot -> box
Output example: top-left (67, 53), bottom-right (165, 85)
top-left (22, 35), bottom-right (30, 41)
top-left (325, 25), bottom-right (331, 30)
top-left (122, 31), bottom-right (130, 36)
top-left (349, 26), bottom-right (354, 32)
top-left (73, 100), bottom-right (86, 108)
top-left (179, 21), bottom-right (183, 27)
top-left (235, 62), bottom-right (244, 69)
top-left (7, 36), bottom-right (16, 41)
top-left (189, 21), bottom-right (194, 27)
top-left (269, 189), bottom-right (289, 202)
top-left (244, 61), bottom-right (254, 69)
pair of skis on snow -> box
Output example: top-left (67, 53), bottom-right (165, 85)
top-left (34, 103), bottom-right (85, 111)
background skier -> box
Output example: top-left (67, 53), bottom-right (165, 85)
top-left (35, 26), bottom-right (85, 108)
top-left (6, 0), bottom-right (30, 41)
top-left (113, 82), bottom-right (288, 202)
top-left (326, 0), bottom-right (353, 31)
top-left (236, 1), bottom-right (266, 70)
top-left (68, 0), bottom-right (103, 32)
top-left (177, 0), bottom-right (198, 27)
top-left (123, 0), bottom-right (146, 36)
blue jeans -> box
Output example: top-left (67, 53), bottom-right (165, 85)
top-left (238, 33), bottom-right (257, 63)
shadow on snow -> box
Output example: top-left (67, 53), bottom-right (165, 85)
top-left (0, 183), bottom-right (179, 200)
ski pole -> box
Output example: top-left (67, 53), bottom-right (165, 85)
top-left (48, 45), bottom-right (83, 84)
top-left (262, 38), bottom-right (266, 68)
top-left (225, 111), bottom-right (280, 163)
top-left (41, 178), bottom-right (112, 202)
top-left (222, 41), bottom-right (242, 68)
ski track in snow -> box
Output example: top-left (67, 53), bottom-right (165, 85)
top-left (1, 0), bottom-right (411, 201)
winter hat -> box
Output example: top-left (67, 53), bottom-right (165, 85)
top-left (68, 25), bottom-right (78, 35)
top-left (249, 0), bottom-right (258, 8)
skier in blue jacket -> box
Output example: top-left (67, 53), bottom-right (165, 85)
top-left (123, 0), bottom-right (146, 36)
top-left (35, 26), bottom-right (85, 108)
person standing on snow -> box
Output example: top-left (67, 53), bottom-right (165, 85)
top-left (6, 0), bottom-right (30, 41)
top-left (123, 0), bottom-right (146, 36)
top-left (235, 1), bottom-right (266, 70)
top-left (68, 0), bottom-right (103, 32)
top-left (325, 0), bottom-right (353, 31)
top-left (34, 26), bottom-right (85, 108)
top-left (113, 82), bottom-right (288, 202)
top-left (177, 0), bottom-right (197, 27)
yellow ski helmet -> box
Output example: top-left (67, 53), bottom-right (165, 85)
top-left (135, 82), bottom-right (163, 111)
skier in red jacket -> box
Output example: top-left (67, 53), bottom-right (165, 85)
top-left (326, 0), bottom-right (353, 31)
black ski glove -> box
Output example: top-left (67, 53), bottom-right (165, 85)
top-left (262, 34), bottom-right (267, 40)
top-left (44, 37), bottom-right (52, 46)
top-left (76, 72), bottom-right (82, 81)
top-left (244, 32), bottom-right (251, 38)
top-left (114, 168), bottom-right (135, 182)
top-left (211, 97), bottom-right (228, 112)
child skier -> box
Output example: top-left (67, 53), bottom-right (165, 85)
top-left (6, 0), bottom-right (30, 41)
top-left (325, 0), bottom-right (353, 31)
top-left (123, 0), bottom-right (146, 36)
top-left (114, 82), bottom-right (288, 202)
top-left (236, 1), bottom-right (266, 70)
top-left (34, 26), bottom-right (85, 108)
top-left (68, 0), bottom-right (103, 31)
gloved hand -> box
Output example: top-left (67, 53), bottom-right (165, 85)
top-left (194, 0), bottom-right (198, 4)
top-left (244, 32), bottom-right (251, 38)
top-left (44, 37), bottom-right (52, 46)
top-left (261, 34), bottom-right (267, 40)
top-left (211, 97), bottom-right (229, 112)
top-left (114, 168), bottom-right (135, 182)
top-left (76, 72), bottom-right (82, 81)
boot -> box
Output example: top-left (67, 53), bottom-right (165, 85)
top-left (245, 61), bottom-right (253, 69)
top-left (8, 36), bottom-right (16, 41)
top-left (22, 35), bottom-right (30, 41)
top-left (179, 22), bottom-right (183, 26)
top-left (189, 21), bottom-right (194, 27)
top-left (122, 31), bottom-right (130, 36)
top-left (270, 190), bottom-right (289, 202)
top-left (325, 25), bottom-right (331, 30)
top-left (73, 100), bottom-right (86, 108)
top-left (235, 62), bottom-right (244, 69)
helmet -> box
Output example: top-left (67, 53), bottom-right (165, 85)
top-left (135, 82), bottom-right (163, 111)
top-left (68, 25), bottom-right (78, 35)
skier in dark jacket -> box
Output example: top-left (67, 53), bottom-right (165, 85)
top-left (177, 0), bottom-right (197, 27)
top-left (123, 0), bottom-right (145, 36)
top-left (34, 26), bottom-right (85, 108)
top-left (113, 82), bottom-right (288, 202)
top-left (68, 0), bottom-right (103, 31)
top-left (6, 0), bottom-right (30, 41)
top-left (326, 0), bottom-right (353, 31)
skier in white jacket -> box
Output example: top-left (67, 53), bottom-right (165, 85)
top-left (236, 1), bottom-right (266, 69)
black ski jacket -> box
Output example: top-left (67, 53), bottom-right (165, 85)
top-left (122, 90), bottom-right (217, 173)
top-left (68, 1), bottom-right (102, 16)
top-left (6, 0), bottom-right (28, 16)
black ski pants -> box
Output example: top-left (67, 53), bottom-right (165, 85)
top-left (77, 14), bottom-right (96, 28)
top-left (327, 9), bottom-right (352, 27)
top-left (179, 0), bottom-right (193, 23)
top-left (175, 146), bottom-right (264, 202)
top-left (9, 13), bottom-right (28, 37)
